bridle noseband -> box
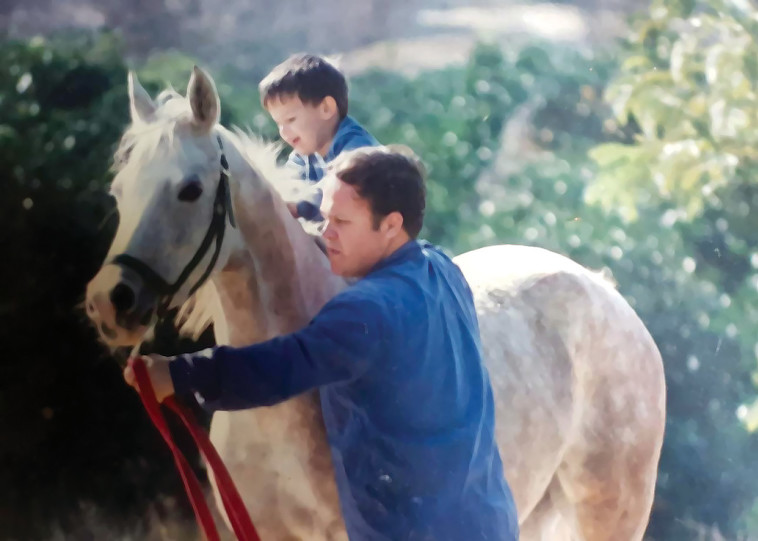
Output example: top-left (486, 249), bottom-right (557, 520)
top-left (111, 135), bottom-right (237, 319)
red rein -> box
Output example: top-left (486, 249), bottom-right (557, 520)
top-left (129, 356), bottom-right (261, 541)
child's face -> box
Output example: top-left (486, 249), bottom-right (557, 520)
top-left (266, 95), bottom-right (337, 156)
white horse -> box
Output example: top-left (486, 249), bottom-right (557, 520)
top-left (85, 67), bottom-right (666, 540)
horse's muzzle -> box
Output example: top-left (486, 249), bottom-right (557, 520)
top-left (85, 263), bottom-right (157, 346)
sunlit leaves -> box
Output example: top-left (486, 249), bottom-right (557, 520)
top-left (589, 0), bottom-right (758, 221)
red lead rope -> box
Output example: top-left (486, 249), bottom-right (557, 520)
top-left (129, 356), bottom-right (261, 541)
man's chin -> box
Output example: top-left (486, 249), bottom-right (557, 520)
top-left (330, 261), bottom-right (352, 279)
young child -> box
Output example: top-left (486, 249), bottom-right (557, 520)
top-left (259, 53), bottom-right (379, 222)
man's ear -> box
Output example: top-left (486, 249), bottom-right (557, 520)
top-left (381, 211), bottom-right (405, 238)
top-left (319, 96), bottom-right (339, 119)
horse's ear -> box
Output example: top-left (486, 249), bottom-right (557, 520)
top-left (187, 66), bottom-right (220, 133)
top-left (128, 71), bottom-right (156, 123)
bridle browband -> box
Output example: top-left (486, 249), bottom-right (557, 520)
top-left (111, 135), bottom-right (237, 319)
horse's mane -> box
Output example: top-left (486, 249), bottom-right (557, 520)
top-left (111, 87), bottom-right (323, 341)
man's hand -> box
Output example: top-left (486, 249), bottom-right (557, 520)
top-left (124, 353), bottom-right (175, 402)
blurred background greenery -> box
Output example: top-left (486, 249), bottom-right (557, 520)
top-left (2, 0), bottom-right (758, 538)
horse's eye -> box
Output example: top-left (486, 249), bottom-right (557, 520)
top-left (115, 144), bottom-right (134, 168)
top-left (178, 178), bottom-right (203, 202)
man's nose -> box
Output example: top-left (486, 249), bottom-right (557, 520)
top-left (321, 221), bottom-right (336, 240)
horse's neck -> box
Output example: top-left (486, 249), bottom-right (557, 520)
top-left (211, 134), bottom-right (345, 346)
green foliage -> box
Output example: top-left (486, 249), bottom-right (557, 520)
top-left (586, 0), bottom-right (758, 342)
top-left (587, 0), bottom-right (758, 221)
top-left (585, 0), bottom-right (758, 536)
top-left (348, 42), bottom-right (616, 254)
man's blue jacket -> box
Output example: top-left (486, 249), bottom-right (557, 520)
top-left (170, 240), bottom-right (519, 540)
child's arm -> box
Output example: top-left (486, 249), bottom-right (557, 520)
top-left (285, 152), bottom-right (306, 178)
top-left (283, 152), bottom-right (323, 220)
top-left (294, 187), bottom-right (323, 220)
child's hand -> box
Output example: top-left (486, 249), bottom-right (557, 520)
top-left (286, 202), bottom-right (299, 218)
top-left (124, 354), bottom-right (175, 402)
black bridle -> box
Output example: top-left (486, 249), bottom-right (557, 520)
top-left (111, 135), bottom-right (237, 319)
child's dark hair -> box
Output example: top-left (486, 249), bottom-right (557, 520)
top-left (259, 53), bottom-right (348, 119)
top-left (331, 145), bottom-right (426, 238)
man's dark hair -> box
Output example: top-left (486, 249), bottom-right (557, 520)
top-left (331, 145), bottom-right (426, 238)
top-left (259, 53), bottom-right (348, 119)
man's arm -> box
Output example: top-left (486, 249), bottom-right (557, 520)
top-left (169, 291), bottom-right (386, 411)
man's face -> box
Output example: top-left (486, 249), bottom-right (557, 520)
top-left (266, 95), bottom-right (334, 156)
top-left (320, 176), bottom-right (393, 278)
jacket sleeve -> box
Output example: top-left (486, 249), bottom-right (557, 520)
top-left (285, 152), bottom-right (306, 180)
top-left (295, 187), bottom-right (324, 221)
top-left (169, 291), bottom-right (386, 411)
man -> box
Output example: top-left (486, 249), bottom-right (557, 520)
top-left (125, 146), bottom-right (519, 540)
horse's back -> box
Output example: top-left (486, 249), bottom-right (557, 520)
top-left (454, 244), bottom-right (665, 540)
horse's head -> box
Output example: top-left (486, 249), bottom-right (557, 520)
top-left (86, 67), bottom-right (239, 347)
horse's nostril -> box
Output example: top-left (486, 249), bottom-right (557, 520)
top-left (110, 283), bottom-right (136, 313)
